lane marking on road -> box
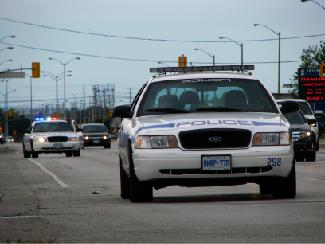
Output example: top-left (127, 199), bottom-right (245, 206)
top-left (28, 158), bottom-right (70, 188)
top-left (0, 215), bottom-right (40, 220)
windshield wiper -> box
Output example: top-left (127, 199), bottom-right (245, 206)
top-left (195, 107), bottom-right (247, 112)
top-left (145, 108), bottom-right (190, 114)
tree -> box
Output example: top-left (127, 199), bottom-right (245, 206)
top-left (289, 41), bottom-right (325, 95)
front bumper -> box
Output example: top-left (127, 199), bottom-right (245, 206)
top-left (33, 141), bottom-right (80, 153)
top-left (293, 137), bottom-right (313, 152)
top-left (132, 146), bottom-right (293, 182)
top-left (84, 137), bottom-right (111, 146)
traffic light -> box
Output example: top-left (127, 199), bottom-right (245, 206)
top-left (178, 55), bottom-right (187, 68)
top-left (32, 62), bottom-right (40, 78)
top-left (320, 63), bottom-right (325, 77)
top-left (7, 109), bottom-right (14, 119)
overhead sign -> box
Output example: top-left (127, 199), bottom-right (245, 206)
top-left (298, 67), bottom-right (325, 101)
top-left (0, 72), bottom-right (25, 78)
top-left (150, 65), bottom-right (255, 73)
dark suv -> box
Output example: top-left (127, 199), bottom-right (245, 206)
top-left (281, 109), bottom-right (315, 162)
top-left (81, 123), bottom-right (111, 148)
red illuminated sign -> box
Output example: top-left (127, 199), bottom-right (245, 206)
top-left (298, 68), bottom-right (325, 101)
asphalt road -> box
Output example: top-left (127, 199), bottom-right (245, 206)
top-left (1, 141), bottom-right (325, 243)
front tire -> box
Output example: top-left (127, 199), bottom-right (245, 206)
top-left (73, 150), bottom-right (80, 157)
top-left (273, 163), bottom-right (296, 199)
top-left (306, 151), bottom-right (316, 162)
top-left (120, 158), bottom-right (129, 199)
top-left (23, 145), bottom-right (30, 158)
top-left (32, 152), bottom-right (38, 158)
top-left (65, 152), bottom-right (73, 157)
top-left (295, 152), bottom-right (305, 162)
top-left (127, 142), bottom-right (153, 202)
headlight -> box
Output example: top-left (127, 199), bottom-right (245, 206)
top-left (135, 135), bottom-right (178, 149)
top-left (103, 135), bottom-right (109, 140)
top-left (84, 136), bottom-right (89, 140)
top-left (299, 131), bottom-right (312, 139)
top-left (252, 132), bottom-right (291, 146)
top-left (309, 123), bottom-right (317, 127)
top-left (34, 136), bottom-right (47, 143)
top-left (68, 137), bottom-right (79, 142)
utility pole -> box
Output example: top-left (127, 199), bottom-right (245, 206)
top-left (83, 84), bottom-right (86, 123)
top-left (5, 80), bottom-right (8, 139)
top-left (103, 88), bottom-right (106, 123)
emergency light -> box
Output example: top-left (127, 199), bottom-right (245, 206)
top-left (150, 65), bottom-right (255, 74)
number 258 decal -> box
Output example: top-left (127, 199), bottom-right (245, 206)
top-left (267, 157), bottom-right (281, 167)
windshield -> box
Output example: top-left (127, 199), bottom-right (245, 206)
top-left (82, 125), bottom-right (107, 133)
top-left (137, 78), bottom-right (278, 116)
top-left (283, 111), bottom-right (307, 124)
top-left (33, 122), bottom-right (74, 132)
top-left (298, 101), bottom-right (313, 115)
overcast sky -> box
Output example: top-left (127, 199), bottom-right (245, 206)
top-left (0, 0), bottom-right (324, 109)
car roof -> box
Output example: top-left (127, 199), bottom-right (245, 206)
top-left (81, 123), bottom-right (106, 127)
top-left (276, 99), bottom-right (308, 103)
top-left (150, 72), bottom-right (258, 83)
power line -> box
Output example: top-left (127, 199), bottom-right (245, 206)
top-left (1, 16), bottom-right (325, 43)
top-left (0, 40), bottom-right (299, 65)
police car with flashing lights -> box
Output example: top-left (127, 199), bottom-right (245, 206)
top-left (22, 118), bottom-right (82, 158)
top-left (114, 65), bottom-right (299, 202)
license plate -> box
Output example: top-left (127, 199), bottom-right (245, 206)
top-left (93, 139), bottom-right (100, 144)
top-left (202, 155), bottom-right (231, 171)
top-left (53, 142), bottom-right (63, 148)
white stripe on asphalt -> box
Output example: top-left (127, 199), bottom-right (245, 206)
top-left (28, 158), bottom-right (70, 188)
top-left (0, 215), bottom-right (40, 219)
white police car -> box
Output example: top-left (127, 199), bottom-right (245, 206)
top-left (23, 119), bottom-right (82, 158)
top-left (114, 65), bottom-right (298, 202)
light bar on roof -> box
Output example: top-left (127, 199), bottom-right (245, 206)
top-left (150, 65), bottom-right (255, 73)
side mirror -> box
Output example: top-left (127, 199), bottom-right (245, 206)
top-left (280, 101), bottom-right (299, 114)
top-left (113, 105), bottom-right (132, 118)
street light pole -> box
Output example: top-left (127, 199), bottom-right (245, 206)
top-left (0, 35), bottom-right (15, 42)
top-left (194, 48), bottom-right (215, 66)
top-left (0, 59), bottom-right (13, 66)
top-left (49, 57), bottom-right (80, 119)
top-left (42, 70), bottom-right (72, 115)
top-left (301, 0), bottom-right (325, 10)
top-left (254, 24), bottom-right (281, 94)
top-left (218, 36), bottom-right (244, 72)
top-left (0, 80), bottom-right (16, 138)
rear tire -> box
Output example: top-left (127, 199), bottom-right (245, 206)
top-left (273, 163), bottom-right (296, 199)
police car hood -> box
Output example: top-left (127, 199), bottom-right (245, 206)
top-left (137, 112), bottom-right (288, 134)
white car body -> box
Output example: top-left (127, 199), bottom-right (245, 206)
top-left (117, 70), bottom-right (296, 201)
top-left (23, 119), bottom-right (81, 158)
